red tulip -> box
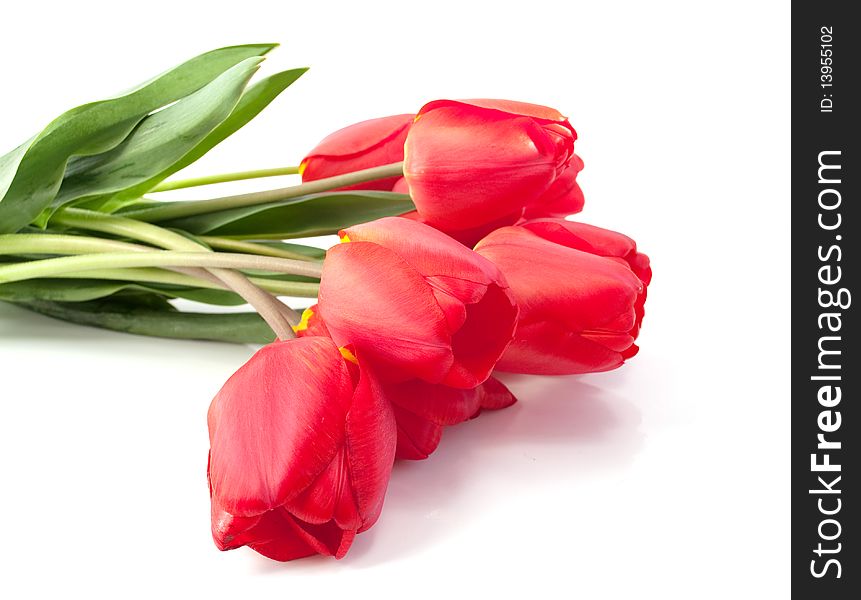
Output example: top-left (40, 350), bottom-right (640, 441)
top-left (317, 217), bottom-right (518, 388)
top-left (386, 377), bottom-right (517, 460)
top-left (300, 113), bottom-right (414, 191)
top-left (404, 99), bottom-right (581, 232)
top-left (207, 337), bottom-right (396, 561)
top-left (474, 225), bottom-right (648, 374)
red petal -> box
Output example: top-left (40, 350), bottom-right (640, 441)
top-left (342, 217), bottom-right (506, 288)
top-left (305, 114), bottom-right (413, 159)
top-left (319, 242), bottom-right (453, 383)
top-left (430, 286), bottom-right (468, 332)
top-left (475, 228), bottom-right (643, 375)
top-left (445, 283), bottom-right (518, 388)
top-left (285, 447), bottom-right (360, 528)
top-left (523, 155), bottom-right (586, 218)
top-left (282, 352), bottom-right (395, 533)
top-left (494, 320), bottom-right (628, 374)
top-left (281, 510), bottom-right (356, 559)
top-left (475, 227), bottom-right (642, 333)
top-left (384, 379), bottom-right (483, 426)
top-left (478, 376), bottom-right (517, 410)
top-left (391, 405), bottom-right (443, 460)
top-left (338, 219), bottom-right (518, 387)
top-left (207, 338), bottom-right (353, 516)
top-left (519, 219), bottom-right (636, 259)
top-left (211, 497), bottom-right (318, 561)
top-left (245, 511), bottom-right (319, 562)
top-left (211, 494), bottom-right (262, 551)
top-left (424, 99), bottom-right (574, 131)
top-left (519, 219), bottom-right (652, 285)
top-left (344, 355), bottom-right (397, 531)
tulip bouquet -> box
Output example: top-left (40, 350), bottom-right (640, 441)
top-left (0, 44), bottom-right (651, 562)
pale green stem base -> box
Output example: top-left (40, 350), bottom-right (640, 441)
top-left (152, 166), bottom-right (301, 192)
top-left (124, 161), bottom-right (405, 222)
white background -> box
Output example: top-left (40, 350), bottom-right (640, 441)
top-left (0, 1), bottom-right (790, 597)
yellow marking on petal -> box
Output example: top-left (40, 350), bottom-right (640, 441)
top-left (339, 234), bottom-right (351, 243)
top-left (413, 113), bottom-right (422, 123)
top-left (339, 346), bottom-right (358, 364)
top-left (292, 307), bottom-right (314, 333)
top-left (298, 160), bottom-right (308, 176)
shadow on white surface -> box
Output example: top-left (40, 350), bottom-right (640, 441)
top-left (248, 373), bottom-right (644, 572)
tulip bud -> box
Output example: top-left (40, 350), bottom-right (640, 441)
top-left (207, 337), bottom-right (396, 561)
top-left (300, 113), bottom-right (414, 190)
top-left (474, 225), bottom-right (648, 374)
top-left (404, 99), bottom-right (582, 232)
top-left (317, 217), bottom-right (518, 388)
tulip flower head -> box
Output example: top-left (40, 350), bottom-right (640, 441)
top-left (317, 217), bottom-right (519, 388)
top-left (475, 225), bottom-right (649, 375)
top-left (300, 113), bottom-right (414, 191)
top-left (207, 337), bottom-right (396, 561)
top-left (404, 99), bottom-right (581, 232)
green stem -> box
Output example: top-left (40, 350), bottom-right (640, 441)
top-left (51, 208), bottom-right (211, 252)
top-left (123, 161), bottom-right (405, 223)
top-left (0, 233), bottom-right (323, 278)
top-left (0, 233), bottom-right (319, 298)
top-left (199, 236), bottom-right (323, 262)
top-left (0, 233), bottom-right (151, 256)
top-left (13, 299), bottom-right (275, 344)
top-left (57, 267), bottom-right (228, 289)
top-left (0, 251), bottom-right (322, 284)
top-left (49, 208), bottom-right (301, 338)
top-left (21, 268), bottom-right (320, 298)
top-left (151, 166), bottom-right (301, 192)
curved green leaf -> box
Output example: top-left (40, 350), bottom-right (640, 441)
top-left (71, 67), bottom-right (309, 215)
top-left (257, 241), bottom-right (327, 260)
top-left (0, 278), bottom-right (246, 305)
top-left (49, 58), bottom-right (264, 217)
top-left (11, 297), bottom-right (275, 344)
top-left (0, 43), bottom-right (277, 233)
top-left (160, 191), bottom-right (415, 239)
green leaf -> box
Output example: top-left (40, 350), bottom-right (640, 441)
top-left (0, 43), bottom-right (277, 234)
top-left (257, 241), bottom-right (327, 260)
top-left (0, 278), bottom-right (246, 305)
top-left (139, 68), bottom-right (308, 197)
top-left (49, 57), bottom-right (264, 216)
top-left (70, 67), bottom-right (308, 215)
top-left (10, 297), bottom-right (275, 344)
top-left (160, 191), bottom-right (415, 239)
